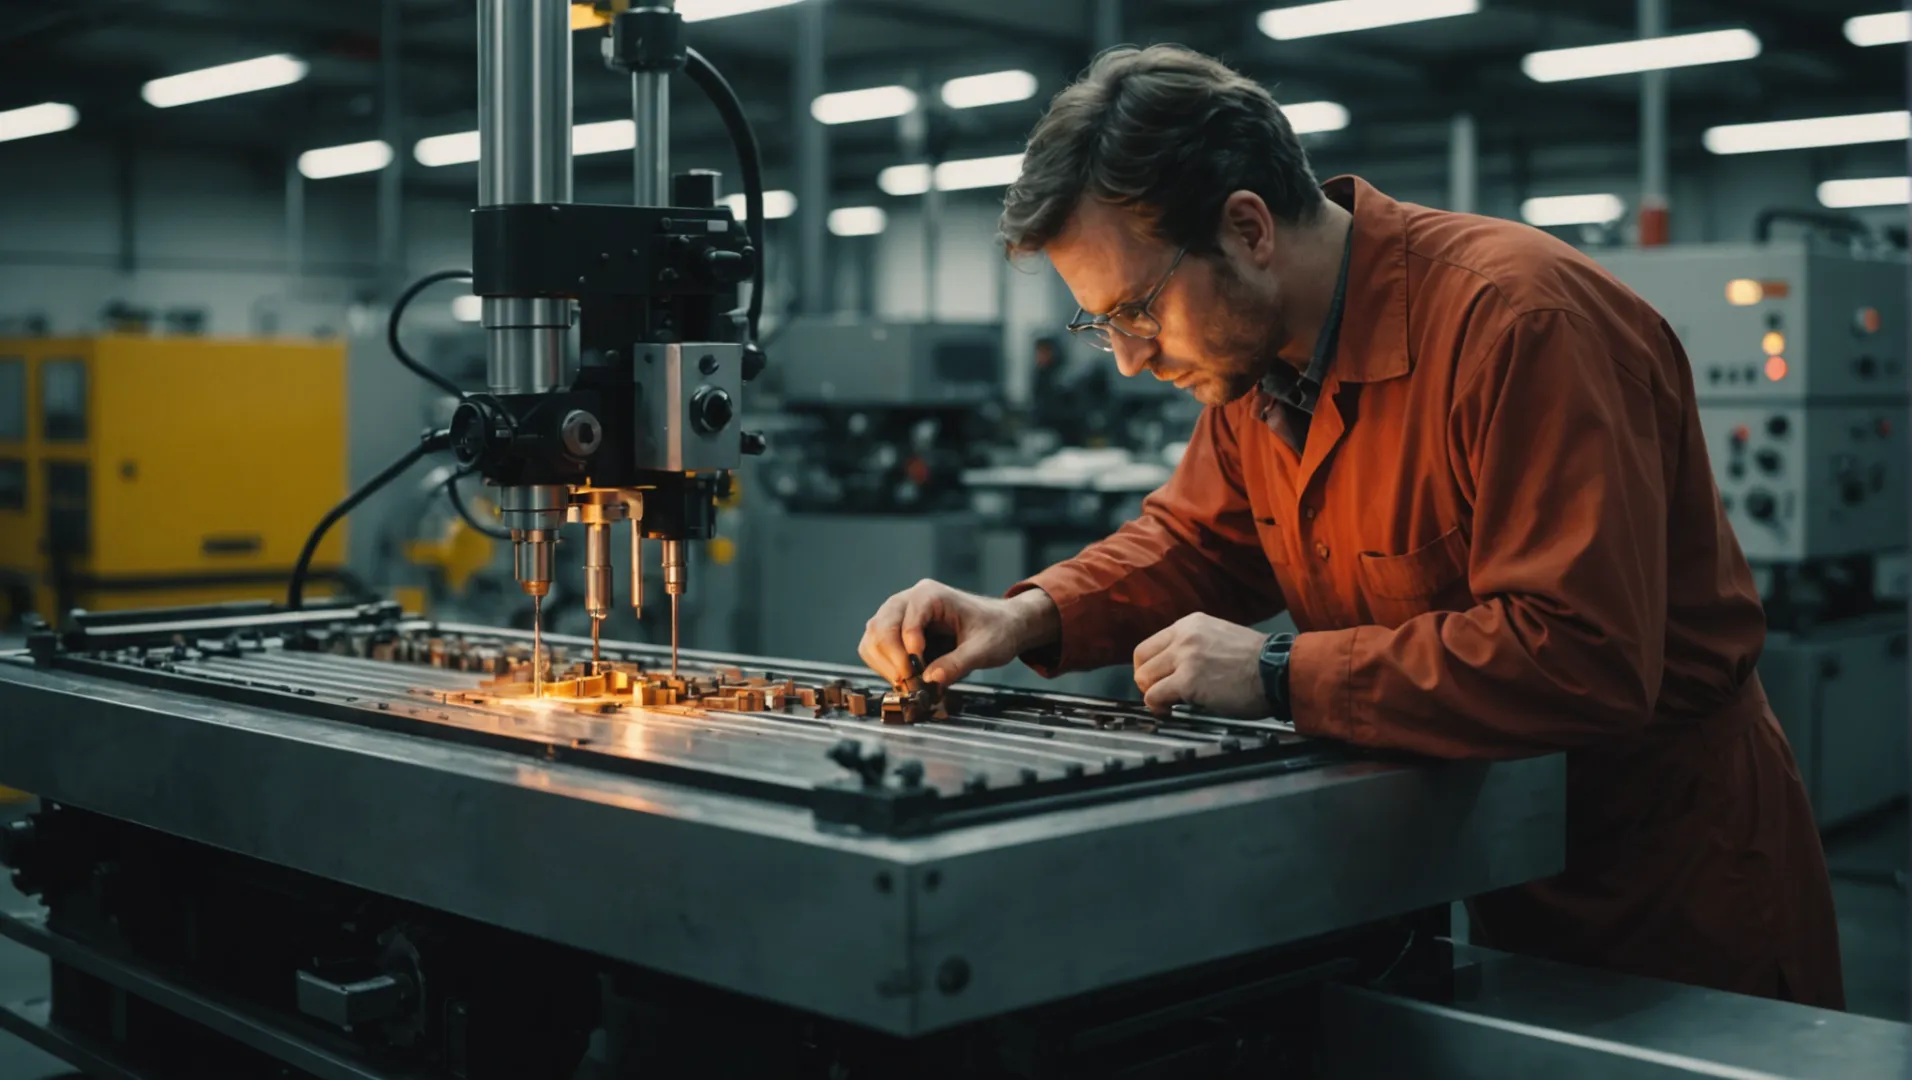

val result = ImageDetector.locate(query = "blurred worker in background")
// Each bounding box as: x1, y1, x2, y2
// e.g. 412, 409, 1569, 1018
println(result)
858, 44, 1843, 1008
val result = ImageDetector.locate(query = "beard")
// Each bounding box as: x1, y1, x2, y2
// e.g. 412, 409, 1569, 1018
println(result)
1192, 257, 1285, 407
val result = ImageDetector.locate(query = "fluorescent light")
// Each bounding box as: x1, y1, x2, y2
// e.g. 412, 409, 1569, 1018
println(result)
828, 206, 887, 236
1522, 29, 1760, 83
574, 118, 636, 156
1703, 110, 1910, 154
451, 295, 483, 323
720, 189, 797, 220
298, 140, 393, 180
812, 86, 917, 125
415, 130, 479, 167
412, 120, 633, 165
879, 163, 932, 196
1283, 100, 1350, 135
941, 70, 1038, 109
935, 153, 1024, 191
142, 54, 308, 108
878, 154, 1025, 196
1520, 193, 1625, 227
1846, 11, 1911, 47
680, 0, 805, 21
0, 102, 78, 144
1818, 176, 1911, 208
1258, 0, 1478, 40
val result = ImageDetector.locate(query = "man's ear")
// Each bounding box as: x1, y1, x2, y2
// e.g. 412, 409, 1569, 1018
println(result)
1220, 191, 1276, 268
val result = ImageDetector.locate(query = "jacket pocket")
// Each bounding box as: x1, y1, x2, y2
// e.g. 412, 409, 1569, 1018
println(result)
1357, 527, 1470, 626
1253, 516, 1290, 567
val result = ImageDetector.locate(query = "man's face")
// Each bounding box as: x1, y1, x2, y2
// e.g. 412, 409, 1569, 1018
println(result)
1047, 198, 1284, 407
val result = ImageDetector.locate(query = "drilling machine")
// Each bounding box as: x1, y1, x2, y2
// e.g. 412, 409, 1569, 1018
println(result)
450, 0, 768, 684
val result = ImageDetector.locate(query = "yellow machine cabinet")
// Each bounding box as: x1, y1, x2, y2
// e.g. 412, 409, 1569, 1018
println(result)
0, 336, 349, 624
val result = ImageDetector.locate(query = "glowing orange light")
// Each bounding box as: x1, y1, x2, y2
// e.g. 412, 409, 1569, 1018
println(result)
1761, 331, 1785, 355
1858, 307, 1882, 335
1764, 355, 1788, 382
1726, 279, 1762, 306
1731, 424, 1750, 444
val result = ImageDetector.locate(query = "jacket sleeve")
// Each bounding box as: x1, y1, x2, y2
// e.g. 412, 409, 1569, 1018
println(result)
1008, 401, 1286, 675
1290, 308, 1671, 758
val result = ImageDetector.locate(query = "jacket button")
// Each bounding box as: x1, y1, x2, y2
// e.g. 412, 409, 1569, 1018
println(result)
1302, 506, 1318, 521
1314, 541, 1330, 560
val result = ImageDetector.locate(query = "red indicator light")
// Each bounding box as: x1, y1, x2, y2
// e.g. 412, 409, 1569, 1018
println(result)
1764, 355, 1788, 382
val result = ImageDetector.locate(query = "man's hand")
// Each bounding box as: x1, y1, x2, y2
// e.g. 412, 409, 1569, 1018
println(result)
858, 581, 1060, 687
1132, 613, 1271, 717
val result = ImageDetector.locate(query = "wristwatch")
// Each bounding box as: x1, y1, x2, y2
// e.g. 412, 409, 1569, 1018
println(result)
1258, 632, 1296, 722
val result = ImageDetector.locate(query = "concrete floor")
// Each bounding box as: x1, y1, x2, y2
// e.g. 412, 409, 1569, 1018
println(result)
0, 810, 1899, 1077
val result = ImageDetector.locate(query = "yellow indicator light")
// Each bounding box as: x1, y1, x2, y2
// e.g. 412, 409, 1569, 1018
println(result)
1762, 331, 1786, 355
1726, 278, 1763, 306
1765, 355, 1789, 382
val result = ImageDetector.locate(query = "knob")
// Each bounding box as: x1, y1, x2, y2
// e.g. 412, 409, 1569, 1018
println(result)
560, 409, 603, 459
701, 248, 749, 284
1754, 448, 1781, 475
1843, 481, 1866, 506
1857, 355, 1879, 379
1745, 489, 1777, 521
740, 430, 768, 455
1766, 415, 1789, 437
690, 386, 734, 434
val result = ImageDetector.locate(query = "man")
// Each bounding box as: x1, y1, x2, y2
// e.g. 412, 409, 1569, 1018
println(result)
858, 44, 1845, 1007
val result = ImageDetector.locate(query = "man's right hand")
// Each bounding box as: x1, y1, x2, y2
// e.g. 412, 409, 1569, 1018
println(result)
858, 581, 1060, 687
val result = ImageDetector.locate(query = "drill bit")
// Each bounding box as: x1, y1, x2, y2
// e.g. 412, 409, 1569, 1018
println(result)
670, 594, 679, 677
532, 594, 544, 697
591, 617, 602, 670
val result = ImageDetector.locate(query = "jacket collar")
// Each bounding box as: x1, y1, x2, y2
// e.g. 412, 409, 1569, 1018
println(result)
1320, 175, 1411, 384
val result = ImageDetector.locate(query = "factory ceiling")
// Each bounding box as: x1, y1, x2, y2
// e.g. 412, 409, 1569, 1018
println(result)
0, 0, 1900, 199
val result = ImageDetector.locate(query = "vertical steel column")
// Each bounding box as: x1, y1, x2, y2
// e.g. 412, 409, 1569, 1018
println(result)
793, 0, 829, 313
378, 0, 404, 294
631, 2, 672, 208
1637, 0, 1669, 246
1094, 0, 1122, 50
284, 159, 305, 280
1448, 112, 1478, 214
478, 0, 574, 586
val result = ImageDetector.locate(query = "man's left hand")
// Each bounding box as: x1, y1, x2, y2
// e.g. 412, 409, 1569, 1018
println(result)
1132, 613, 1272, 718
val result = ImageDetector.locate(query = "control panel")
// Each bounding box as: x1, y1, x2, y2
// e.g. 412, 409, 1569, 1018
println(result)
1598, 243, 1907, 403
1702, 404, 1906, 561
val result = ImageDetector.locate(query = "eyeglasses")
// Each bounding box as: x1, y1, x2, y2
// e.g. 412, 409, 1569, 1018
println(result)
1066, 247, 1187, 352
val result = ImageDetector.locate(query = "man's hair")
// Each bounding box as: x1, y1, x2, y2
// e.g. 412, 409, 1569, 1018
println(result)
1000, 45, 1325, 257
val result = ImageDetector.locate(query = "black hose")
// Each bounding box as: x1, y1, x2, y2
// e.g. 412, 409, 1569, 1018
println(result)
287, 429, 450, 609
445, 468, 511, 541
390, 269, 473, 398
684, 47, 765, 344
1753, 208, 1871, 245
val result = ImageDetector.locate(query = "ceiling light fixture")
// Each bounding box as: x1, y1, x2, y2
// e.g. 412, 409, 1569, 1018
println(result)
1520, 193, 1626, 227
0, 102, 78, 144
1258, 0, 1478, 41
1703, 110, 1911, 154
941, 70, 1039, 109
142, 54, 309, 108
721, 190, 798, 219
1818, 176, 1911, 209
415, 130, 480, 167
1283, 100, 1350, 134
1521, 29, 1761, 82
679, 0, 806, 22
1845, 11, 1911, 47
298, 140, 393, 180
812, 86, 917, 125
829, 206, 887, 236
